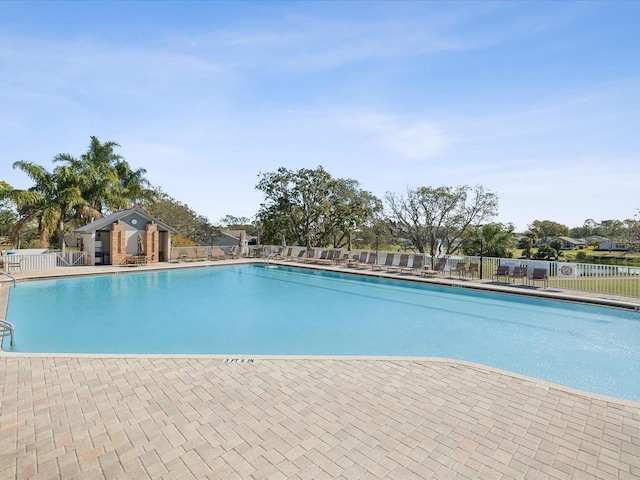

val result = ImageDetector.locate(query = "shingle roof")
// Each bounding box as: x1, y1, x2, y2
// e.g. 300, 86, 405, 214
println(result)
74, 207, 177, 234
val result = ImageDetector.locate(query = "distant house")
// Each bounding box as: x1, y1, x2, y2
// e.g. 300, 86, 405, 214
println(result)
583, 235, 629, 251
597, 240, 629, 252
556, 236, 587, 250
210, 230, 255, 254
585, 235, 608, 245
540, 236, 585, 250
74, 207, 177, 266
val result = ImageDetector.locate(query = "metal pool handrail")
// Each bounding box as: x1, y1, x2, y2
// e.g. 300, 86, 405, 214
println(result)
0, 270, 16, 287
264, 251, 279, 267
0, 319, 15, 347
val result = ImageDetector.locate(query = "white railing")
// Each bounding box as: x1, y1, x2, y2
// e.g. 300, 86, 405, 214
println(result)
3, 252, 57, 271
4, 245, 638, 301
1, 251, 88, 273
261, 246, 640, 301
56, 251, 88, 266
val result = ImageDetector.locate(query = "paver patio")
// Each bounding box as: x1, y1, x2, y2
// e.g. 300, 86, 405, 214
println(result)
1, 356, 638, 479
1, 261, 639, 478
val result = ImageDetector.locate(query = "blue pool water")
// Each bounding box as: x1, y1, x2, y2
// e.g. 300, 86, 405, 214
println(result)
4, 265, 640, 401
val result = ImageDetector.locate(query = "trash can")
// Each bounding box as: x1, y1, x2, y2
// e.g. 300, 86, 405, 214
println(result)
104, 253, 110, 265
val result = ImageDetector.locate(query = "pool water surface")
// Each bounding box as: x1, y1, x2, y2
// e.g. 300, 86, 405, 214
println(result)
4, 265, 640, 401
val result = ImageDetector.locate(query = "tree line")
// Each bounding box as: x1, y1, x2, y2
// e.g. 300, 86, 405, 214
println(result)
2, 138, 638, 259
255, 166, 509, 262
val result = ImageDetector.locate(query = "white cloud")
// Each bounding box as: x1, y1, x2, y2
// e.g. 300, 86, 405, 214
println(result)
340, 111, 450, 160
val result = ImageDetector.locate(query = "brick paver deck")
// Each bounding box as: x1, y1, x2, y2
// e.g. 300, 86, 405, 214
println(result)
1, 261, 639, 478
1, 356, 638, 479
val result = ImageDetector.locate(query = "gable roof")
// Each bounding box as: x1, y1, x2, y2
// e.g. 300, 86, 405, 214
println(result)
74, 207, 177, 234
557, 236, 586, 245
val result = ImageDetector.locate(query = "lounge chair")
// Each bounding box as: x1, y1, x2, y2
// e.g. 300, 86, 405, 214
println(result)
312, 249, 330, 264
314, 250, 340, 265
372, 253, 394, 271
356, 252, 377, 270
401, 254, 424, 275
327, 249, 342, 265
347, 251, 368, 268
511, 266, 527, 284
334, 251, 349, 265
228, 246, 241, 259
286, 250, 306, 262
493, 264, 510, 283
329, 250, 345, 265
299, 248, 316, 263
387, 254, 409, 274
209, 247, 226, 260
170, 250, 186, 262
422, 257, 447, 278
281, 247, 293, 260
529, 268, 549, 288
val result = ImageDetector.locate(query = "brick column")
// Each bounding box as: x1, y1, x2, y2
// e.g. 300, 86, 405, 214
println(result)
146, 223, 159, 263
111, 222, 127, 265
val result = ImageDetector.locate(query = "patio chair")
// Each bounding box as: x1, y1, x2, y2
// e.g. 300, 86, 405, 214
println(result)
454, 262, 467, 279
493, 264, 510, 283
372, 253, 394, 271
467, 263, 479, 279
511, 266, 527, 284
529, 268, 549, 288
6, 255, 23, 272
387, 254, 409, 274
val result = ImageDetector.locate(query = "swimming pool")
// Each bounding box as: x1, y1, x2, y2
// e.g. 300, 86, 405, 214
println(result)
4, 264, 640, 401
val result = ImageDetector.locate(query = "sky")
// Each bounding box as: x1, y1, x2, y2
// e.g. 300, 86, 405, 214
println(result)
1, 1, 638, 232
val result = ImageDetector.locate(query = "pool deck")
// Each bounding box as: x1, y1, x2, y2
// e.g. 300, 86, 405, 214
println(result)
1, 260, 639, 479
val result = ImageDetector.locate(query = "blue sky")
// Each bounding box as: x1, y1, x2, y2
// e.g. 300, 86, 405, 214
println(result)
1, 1, 638, 231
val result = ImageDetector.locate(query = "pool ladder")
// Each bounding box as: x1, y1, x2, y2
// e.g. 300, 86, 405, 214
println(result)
0, 320, 15, 347
264, 251, 279, 268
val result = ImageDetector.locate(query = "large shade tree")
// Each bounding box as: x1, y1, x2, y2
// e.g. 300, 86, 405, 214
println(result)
142, 188, 218, 245
255, 166, 381, 247
385, 185, 498, 264
526, 220, 569, 240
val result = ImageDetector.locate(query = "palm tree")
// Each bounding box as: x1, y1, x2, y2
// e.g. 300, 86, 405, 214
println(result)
54, 136, 154, 224
4, 161, 86, 252
463, 223, 515, 258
